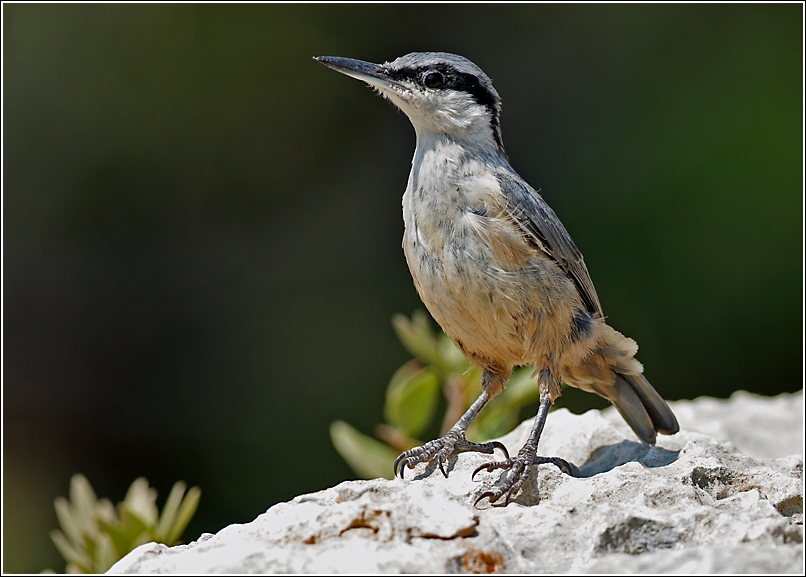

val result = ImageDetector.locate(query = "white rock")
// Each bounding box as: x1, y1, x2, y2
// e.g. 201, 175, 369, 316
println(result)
109, 391, 804, 574
602, 389, 803, 459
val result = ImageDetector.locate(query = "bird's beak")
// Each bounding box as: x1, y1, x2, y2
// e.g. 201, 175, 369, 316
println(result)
314, 56, 406, 93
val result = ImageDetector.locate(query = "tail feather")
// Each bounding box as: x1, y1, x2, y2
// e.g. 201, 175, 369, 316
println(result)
563, 324, 679, 445
620, 372, 679, 436
593, 374, 657, 444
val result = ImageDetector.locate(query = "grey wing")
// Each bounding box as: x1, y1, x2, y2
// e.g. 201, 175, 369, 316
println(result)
496, 170, 604, 318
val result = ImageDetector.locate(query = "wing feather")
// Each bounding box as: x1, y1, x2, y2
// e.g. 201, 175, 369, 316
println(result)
496, 170, 603, 318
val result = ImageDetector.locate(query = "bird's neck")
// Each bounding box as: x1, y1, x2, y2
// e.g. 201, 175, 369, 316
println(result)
414, 124, 503, 159
411, 130, 506, 190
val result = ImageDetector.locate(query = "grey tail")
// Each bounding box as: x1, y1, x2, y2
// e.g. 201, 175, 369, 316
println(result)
563, 324, 680, 445
610, 372, 679, 445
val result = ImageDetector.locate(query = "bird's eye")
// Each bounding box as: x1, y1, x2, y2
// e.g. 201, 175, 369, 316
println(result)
424, 72, 444, 88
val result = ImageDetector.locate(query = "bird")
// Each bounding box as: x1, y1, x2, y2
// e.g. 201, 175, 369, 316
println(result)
315, 52, 679, 506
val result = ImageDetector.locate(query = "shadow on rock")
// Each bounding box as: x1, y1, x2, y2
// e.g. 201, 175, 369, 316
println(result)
576, 441, 680, 478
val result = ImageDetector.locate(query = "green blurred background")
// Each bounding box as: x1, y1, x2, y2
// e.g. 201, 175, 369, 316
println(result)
3, 3, 801, 572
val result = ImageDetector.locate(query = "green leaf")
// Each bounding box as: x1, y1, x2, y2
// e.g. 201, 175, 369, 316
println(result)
50, 530, 92, 572
165, 486, 201, 545
115, 503, 152, 547
436, 333, 470, 372
384, 365, 440, 437
94, 533, 118, 573
95, 498, 117, 525
495, 367, 541, 409
155, 481, 186, 542
69, 475, 97, 518
96, 518, 131, 560
391, 312, 443, 367
68, 475, 99, 538
123, 478, 158, 526
472, 407, 519, 441
330, 420, 399, 480
53, 497, 84, 549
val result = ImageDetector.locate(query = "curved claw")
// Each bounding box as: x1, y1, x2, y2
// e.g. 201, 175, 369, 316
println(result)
474, 488, 514, 508
504, 485, 518, 506
489, 441, 510, 461
437, 454, 448, 478
557, 459, 573, 476
471, 464, 488, 482
393, 451, 420, 479
534, 456, 574, 476
474, 491, 497, 508
471, 459, 510, 481
394, 453, 411, 479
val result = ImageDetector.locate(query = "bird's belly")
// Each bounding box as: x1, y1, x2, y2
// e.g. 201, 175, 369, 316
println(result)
403, 215, 578, 368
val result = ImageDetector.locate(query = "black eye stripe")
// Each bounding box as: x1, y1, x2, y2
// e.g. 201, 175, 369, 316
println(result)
383, 64, 501, 146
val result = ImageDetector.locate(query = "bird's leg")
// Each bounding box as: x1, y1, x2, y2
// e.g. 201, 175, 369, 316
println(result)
472, 376, 573, 506
394, 389, 509, 479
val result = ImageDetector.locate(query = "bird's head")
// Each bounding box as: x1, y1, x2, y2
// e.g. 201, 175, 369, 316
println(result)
315, 52, 505, 155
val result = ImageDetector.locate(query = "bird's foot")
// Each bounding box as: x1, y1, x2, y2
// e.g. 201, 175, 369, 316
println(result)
394, 428, 509, 479
471, 447, 572, 507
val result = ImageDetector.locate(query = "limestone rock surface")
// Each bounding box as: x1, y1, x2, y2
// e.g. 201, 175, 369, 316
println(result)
109, 390, 803, 574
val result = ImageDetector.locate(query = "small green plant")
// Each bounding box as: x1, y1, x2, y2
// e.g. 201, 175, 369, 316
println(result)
331, 310, 544, 479
48, 474, 201, 573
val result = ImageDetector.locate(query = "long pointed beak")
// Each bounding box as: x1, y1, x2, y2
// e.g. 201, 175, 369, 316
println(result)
314, 56, 405, 92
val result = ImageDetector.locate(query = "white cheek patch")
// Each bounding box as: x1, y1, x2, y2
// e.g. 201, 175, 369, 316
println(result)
430, 92, 488, 132
379, 87, 490, 138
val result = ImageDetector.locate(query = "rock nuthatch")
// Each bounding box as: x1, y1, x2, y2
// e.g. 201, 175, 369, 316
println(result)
315, 52, 679, 506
